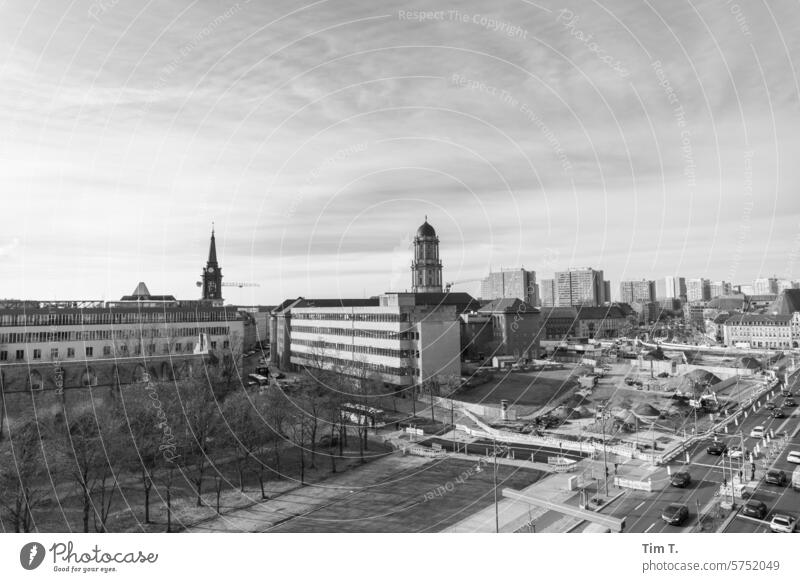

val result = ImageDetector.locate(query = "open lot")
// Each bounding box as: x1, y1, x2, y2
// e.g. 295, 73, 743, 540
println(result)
266, 457, 546, 533
456, 367, 578, 411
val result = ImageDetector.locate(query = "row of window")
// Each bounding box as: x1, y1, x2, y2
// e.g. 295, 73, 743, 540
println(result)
0, 310, 238, 327
293, 312, 409, 323
0, 340, 231, 362
291, 325, 419, 340
0, 326, 230, 344
290, 351, 419, 377
292, 338, 419, 360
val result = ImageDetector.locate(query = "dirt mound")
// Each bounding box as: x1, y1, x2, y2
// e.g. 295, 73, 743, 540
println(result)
634, 403, 661, 417
550, 406, 575, 420
684, 369, 721, 385
736, 356, 761, 370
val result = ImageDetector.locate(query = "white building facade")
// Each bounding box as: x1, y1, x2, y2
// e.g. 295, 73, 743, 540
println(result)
289, 292, 461, 387
723, 312, 800, 349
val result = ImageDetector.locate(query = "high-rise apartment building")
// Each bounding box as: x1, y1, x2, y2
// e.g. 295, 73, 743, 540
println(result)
540, 279, 556, 307
656, 276, 687, 301
709, 281, 732, 298
555, 268, 605, 307
619, 280, 656, 304
686, 278, 711, 302
753, 277, 778, 295
480, 268, 538, 306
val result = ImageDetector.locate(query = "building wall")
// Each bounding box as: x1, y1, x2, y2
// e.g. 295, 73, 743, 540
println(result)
555, 268, 603, 306
723, 313, 799, 349
0, 307, 243, 391
494, 311, 541, 360
286, 296, 461, 386
480, 269, 538, 305
540, 279, 556, 307
577, 316, 626, 339
620, 280, 656, 304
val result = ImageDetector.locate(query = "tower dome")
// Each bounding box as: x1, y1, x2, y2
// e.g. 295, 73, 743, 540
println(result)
416, 220, 436, 238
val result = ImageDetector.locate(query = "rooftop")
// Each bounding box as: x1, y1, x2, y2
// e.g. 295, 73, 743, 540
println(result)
769, 288, 800, 315
478, 297, 539, 314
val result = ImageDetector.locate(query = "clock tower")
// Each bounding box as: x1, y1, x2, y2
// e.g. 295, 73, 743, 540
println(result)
201, 226, 223, 306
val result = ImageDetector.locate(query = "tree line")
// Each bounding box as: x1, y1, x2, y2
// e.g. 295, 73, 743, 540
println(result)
0, 360, 394, 533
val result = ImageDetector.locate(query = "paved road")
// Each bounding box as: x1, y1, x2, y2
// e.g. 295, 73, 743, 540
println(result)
602, 373, 800, 533
723, 372, 800, 533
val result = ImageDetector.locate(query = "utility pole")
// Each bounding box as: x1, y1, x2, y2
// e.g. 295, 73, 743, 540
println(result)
451, 398, 455, 452
493, 437, 499, 533
601, 409, 609, 497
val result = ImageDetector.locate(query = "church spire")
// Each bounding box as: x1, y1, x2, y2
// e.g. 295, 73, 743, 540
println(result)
201, 225, 223, 304
208, 224, 218, 265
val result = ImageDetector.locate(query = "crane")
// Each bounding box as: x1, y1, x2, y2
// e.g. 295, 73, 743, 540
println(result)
444, 278, 483, 292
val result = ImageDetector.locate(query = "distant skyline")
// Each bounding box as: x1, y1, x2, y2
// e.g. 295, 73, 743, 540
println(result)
2, 0, 799, 304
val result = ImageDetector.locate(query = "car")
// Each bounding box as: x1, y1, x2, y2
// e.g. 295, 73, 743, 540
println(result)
750, 426, 766, 439
772, 408, 786, 419
661, 503, 689, 526
765, 469, 788, 486
741, 500, 768, 520
766, 401, 777, 410
787, 451, 800, 464
784, 397, 796, 407
707, 442, 727, 456
769, 514, 797, 533
727, 446, 748, 459
781, 388, 792, 397
273, 372, 286, 380
670, 471, 691, 488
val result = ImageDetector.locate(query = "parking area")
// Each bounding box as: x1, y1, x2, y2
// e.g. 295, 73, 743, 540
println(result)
266, 458, 546, 533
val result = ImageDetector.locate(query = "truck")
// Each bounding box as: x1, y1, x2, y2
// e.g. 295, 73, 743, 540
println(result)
793, 467, 800, 491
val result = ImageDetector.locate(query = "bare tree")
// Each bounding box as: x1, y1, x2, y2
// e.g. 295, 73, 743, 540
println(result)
168, 380, 221, 507
56, 410, 122, 533
0, 419, 51, 532
113, 384, 167, 524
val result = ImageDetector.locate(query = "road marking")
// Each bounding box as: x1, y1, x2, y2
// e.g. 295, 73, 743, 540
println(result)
634, 501, 646, 511
644, 522, 656, 533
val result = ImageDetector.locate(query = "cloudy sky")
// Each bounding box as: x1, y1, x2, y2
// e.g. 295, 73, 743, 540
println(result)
1, 0, 799, 303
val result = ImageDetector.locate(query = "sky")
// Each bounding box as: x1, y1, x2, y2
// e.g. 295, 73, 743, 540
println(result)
1, 0, 799, 304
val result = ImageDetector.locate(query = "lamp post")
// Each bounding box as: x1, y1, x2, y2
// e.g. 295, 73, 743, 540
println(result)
599, 407, 609, 497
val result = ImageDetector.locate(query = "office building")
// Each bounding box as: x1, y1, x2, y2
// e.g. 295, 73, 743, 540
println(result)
287, 293, 461, 387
